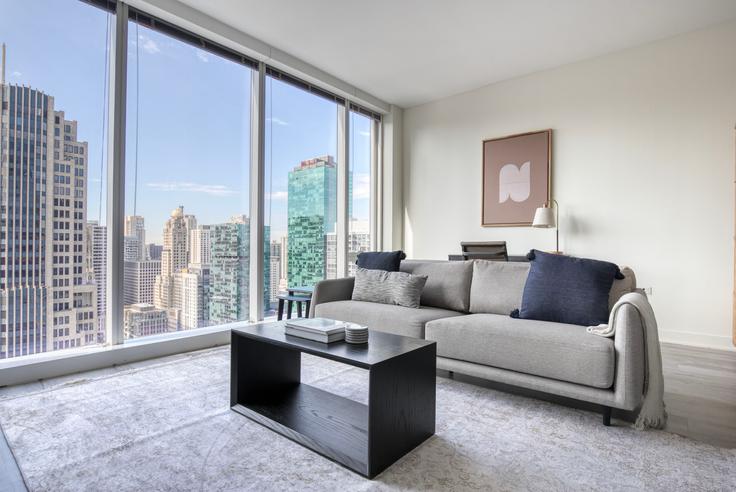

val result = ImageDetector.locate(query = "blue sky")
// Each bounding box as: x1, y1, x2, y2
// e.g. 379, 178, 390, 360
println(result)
1, 0, 372, 243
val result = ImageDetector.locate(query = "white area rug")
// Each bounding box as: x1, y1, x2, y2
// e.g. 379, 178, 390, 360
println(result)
0, 346, 734, 491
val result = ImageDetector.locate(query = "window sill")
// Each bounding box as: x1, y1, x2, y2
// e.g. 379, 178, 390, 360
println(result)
0, 323, 241, 387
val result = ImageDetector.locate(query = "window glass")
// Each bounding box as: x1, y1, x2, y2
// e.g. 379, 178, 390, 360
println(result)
123, 18, 252, 339
264, 77, 338, 316
0, 0, 113, 359
348, 111, 373, 275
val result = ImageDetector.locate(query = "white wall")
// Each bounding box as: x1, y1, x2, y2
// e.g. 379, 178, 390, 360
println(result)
403, 20, 736, 349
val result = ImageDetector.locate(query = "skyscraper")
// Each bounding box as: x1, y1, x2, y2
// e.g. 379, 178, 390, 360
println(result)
183, 213, 197, 263
269, 239, 282, 305
348, 219, 370, 277
0, 84, 50, 358
189, 225, 211, 266
49, 112, 97, 351
124, 303, 168, 339
209, 216, 249, 324
146, 243, 163, 261
287, 155, 337, 287
124, 260, 161, 305
154, 206, 189, 312
171, 268, 208, 330
0, 81, 98, 359
124, 235, 141, 262
124, 215, 146, 261
85, 221, 107, 342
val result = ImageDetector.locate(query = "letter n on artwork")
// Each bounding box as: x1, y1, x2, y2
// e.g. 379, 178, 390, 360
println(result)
482, 129, 551, 226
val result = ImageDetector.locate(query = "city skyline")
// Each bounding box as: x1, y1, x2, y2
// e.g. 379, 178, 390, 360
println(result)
0, 0, 374, 360
0, 1, 373, 245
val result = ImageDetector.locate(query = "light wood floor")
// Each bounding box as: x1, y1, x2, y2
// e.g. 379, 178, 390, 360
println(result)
661, 342, 736, 448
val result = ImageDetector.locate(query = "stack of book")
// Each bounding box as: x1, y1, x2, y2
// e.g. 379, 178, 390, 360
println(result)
284, 318, 346, 344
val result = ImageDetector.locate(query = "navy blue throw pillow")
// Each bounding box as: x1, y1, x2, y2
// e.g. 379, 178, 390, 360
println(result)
356, 251, 406, 272
511, 249, 624, 326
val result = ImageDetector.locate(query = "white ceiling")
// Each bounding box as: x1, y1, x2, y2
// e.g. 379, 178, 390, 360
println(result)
178, 0, 736, 108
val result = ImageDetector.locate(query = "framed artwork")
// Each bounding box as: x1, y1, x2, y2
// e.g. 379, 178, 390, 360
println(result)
482, 129, 551, 227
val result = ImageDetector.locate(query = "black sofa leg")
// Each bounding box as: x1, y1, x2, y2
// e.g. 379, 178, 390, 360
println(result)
602, 406, 612, 426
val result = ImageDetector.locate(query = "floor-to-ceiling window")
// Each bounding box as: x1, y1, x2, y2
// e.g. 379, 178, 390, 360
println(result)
263, 74, 339, 316
0, 0, 382, 362
0, 0, 113, 359
348, 110, 374, 275
123, 12, 253, 339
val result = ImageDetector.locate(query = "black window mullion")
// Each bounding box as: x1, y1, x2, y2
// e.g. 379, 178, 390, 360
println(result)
126, 6, 259, 70
265, 66, 346, 107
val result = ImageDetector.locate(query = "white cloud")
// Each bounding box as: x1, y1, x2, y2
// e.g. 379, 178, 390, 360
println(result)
266, 117, 289, 126
267, 191, 288, 200
196, 51, 209, 63
359, 130, 371, 137
10, 71, 22, 79
145, 181, 236, 196
352, 173, 370, 199
138, 34, 161, 55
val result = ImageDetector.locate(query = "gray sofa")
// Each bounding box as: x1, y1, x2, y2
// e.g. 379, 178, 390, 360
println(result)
310, 259, 646, 425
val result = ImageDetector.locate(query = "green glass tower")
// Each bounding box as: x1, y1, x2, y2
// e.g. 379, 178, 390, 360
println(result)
287, 156, 337, 287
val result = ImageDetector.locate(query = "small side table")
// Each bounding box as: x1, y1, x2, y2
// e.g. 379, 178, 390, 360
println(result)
277, 294, 312, 320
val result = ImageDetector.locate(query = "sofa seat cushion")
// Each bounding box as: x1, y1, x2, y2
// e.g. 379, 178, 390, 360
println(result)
425, 314, 615, 388
314, 300, 463, 339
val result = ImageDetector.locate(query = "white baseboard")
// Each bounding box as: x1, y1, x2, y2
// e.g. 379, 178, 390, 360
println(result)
659, 330, 735, 351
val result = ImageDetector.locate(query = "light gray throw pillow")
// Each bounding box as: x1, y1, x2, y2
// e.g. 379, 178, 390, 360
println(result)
351, 267, 428, 308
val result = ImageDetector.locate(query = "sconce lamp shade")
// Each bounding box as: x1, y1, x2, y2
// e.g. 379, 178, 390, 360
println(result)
532, 206, 556, 228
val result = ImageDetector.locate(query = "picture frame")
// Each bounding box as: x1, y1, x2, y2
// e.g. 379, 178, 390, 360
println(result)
481, 129, 552, 227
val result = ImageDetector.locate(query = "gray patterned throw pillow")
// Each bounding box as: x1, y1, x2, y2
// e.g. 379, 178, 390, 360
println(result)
351, 267, 428, 308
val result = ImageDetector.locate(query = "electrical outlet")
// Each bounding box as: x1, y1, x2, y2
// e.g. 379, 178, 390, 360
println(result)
643, 287, 653, 296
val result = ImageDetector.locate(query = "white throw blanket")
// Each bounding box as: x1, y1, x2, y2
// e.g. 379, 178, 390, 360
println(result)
587, 291, 667, 430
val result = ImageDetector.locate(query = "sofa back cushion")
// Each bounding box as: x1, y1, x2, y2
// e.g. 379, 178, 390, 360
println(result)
469, 260, 530, 315
400, 260, 473, 312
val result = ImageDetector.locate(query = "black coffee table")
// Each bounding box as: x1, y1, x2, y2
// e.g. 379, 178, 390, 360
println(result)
230, 322, 436, 478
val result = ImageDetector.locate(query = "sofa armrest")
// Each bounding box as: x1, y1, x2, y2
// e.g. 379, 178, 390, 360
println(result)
611, 299, 647, 411
309, 277, 355, 317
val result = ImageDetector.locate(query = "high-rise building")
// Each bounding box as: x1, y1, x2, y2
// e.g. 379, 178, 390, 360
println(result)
325, 233, 337, 280
124, 260, 161, 305
189, 225, 211, 266
154, 206, 189, 313
209, 216, 249, 324
171, 268, 208, 330
279, 236, 288, 289
124, 303, 168, 339
0, 84, 51, 358
269, 239, 282, 305
85, 221, 107, 341
124, 235, 141, 262
0, 81, 99, 359
325, 220, 369, 279
49, 111, 98, 351
183, 213, 197, 263
124, 215, 146, 261
146, 243, 163, 261
287, 156, 337, 287
348, 219, 371, 277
